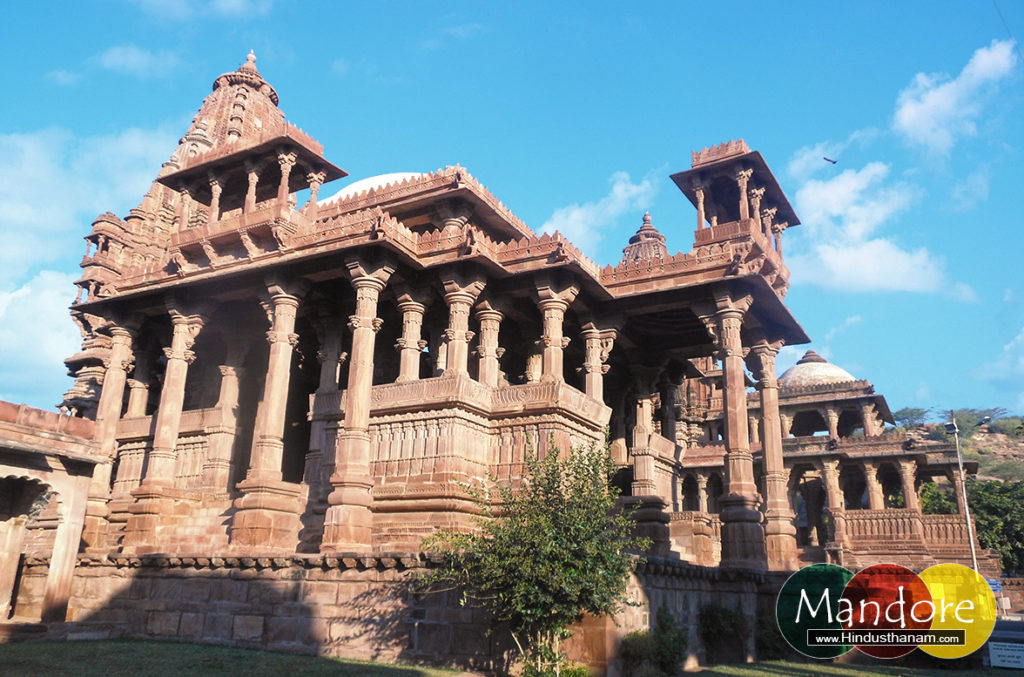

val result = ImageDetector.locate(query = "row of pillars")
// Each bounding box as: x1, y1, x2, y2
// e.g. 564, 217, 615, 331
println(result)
84, 259, 621, 553
176, 150, 328, 230
691, 169, 789, 253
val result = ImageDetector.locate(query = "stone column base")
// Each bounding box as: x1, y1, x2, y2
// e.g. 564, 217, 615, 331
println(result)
321, 504, 373, 553
621, 496, 671, 557
764, 515, 798, 572
230, 478, 303, 551
121, 484, 174, 554
719, 495, 767, 569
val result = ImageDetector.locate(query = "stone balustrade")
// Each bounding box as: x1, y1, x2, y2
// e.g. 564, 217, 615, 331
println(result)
843, 508, 921, 541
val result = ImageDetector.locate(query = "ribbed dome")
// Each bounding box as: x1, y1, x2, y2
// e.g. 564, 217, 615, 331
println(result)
778, 350, 856, 388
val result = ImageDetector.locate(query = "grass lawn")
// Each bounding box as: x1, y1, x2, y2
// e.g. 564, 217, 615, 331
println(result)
698, 659, 1018, 676
0, 639, 461, 677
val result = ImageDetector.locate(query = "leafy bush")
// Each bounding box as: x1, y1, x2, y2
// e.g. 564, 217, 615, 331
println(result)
754, 615, 793, 661
989, 416, 1023, 437
698, 603, 748, 664
418, 441, 650, 675
617, 606, 688, 677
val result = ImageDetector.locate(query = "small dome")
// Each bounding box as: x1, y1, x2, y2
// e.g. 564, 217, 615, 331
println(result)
778, 350, 856, 388
319, 172, 423, 205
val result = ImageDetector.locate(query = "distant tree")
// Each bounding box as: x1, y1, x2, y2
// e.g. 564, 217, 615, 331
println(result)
919, 482, 957, 515
989, 416, 1023, 437
893, 407, 930, 429
969, 479, 1024, 576
418, 442, 649, 676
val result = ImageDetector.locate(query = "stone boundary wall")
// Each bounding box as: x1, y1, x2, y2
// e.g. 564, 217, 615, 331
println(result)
8, 553, 767, 673
1003, 577, 1024, 613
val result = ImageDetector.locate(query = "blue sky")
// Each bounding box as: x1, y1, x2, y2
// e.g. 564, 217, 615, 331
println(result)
1, 1, 1021, 418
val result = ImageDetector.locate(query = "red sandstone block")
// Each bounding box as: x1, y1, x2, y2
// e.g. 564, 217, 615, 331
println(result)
302, 580, 338, 606
232, 615, 264, 642
180, 612, 204, 639
203, 613, 234, 640
146, 611, 181, 636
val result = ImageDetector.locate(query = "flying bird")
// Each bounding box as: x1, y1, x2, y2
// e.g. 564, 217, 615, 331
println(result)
823, 157, 838, 164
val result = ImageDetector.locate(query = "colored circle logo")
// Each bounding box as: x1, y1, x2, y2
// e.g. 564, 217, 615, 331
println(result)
775, 562, 996, 660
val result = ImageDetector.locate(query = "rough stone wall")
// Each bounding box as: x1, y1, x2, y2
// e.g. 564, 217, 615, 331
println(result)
9, 554, 766, 673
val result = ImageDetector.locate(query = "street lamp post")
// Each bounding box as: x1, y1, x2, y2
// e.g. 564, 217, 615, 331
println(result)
944, 411, 990, 574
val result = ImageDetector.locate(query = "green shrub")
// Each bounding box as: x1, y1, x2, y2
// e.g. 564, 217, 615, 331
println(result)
617, 606, 688, 676
754, 615, 792, 660
698, 603, 748, 664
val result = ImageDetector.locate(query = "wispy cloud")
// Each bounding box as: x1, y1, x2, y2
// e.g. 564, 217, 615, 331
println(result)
787, 128, 877, 182
893, 39, 1018, 154
787, 159, 973, 297
977, 326, 1024, 412
420, 21, 487, 50
45, 69, 82, 86
951, 166, 991, 210
93, 45, 180, 77
539, 170, 658, 258
0, 125, 178, 287
824, 314, 863, 343
0, 270, 81, 408
129, 0, 273, 19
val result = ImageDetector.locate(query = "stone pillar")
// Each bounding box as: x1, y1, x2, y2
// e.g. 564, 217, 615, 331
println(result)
441, 274, 485, 377
123, 303, 206, 551
735, 168, 753, 221
949, 469, 967, 515
202, 363, 243, 493
773, 221, 788, 254
580, 323, 615, 402
0, 515, 28, 619
208, 174, 222, 223
623, 367, 671, 555
860, 402, 881, 437
276, 151, 297, 205
761, 207, 777, 238
244, 164, 259, 213
748, 415, 760, 444
140, 305, 206, 489
475, 303, 504, 387
125, 378, 149, 418
820, 459, 846, 548
780, 413, 793, 438
693, 179, 706, 230
535, 277, 579, 383
863, 462, 884, 510
82, 324, 136, 551
177, 186, 192, 231
42, 474, 89, 621
232, 278, 309, 550
394, 291, 428, 383
899, 459, 920, 512
825, 407, 839, 438
749, 187, 765, 231
697, 475, 709, 513
303, 171, 326, 219
322, 257, 395, 552
697, 287, 766, 568
751, 340, 797, 570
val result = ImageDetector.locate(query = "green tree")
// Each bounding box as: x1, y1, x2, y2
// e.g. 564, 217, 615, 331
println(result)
418, 442, 649, 676
919, 482, 957, 515
968, 478, 1024, 576
893, 407, 930, 429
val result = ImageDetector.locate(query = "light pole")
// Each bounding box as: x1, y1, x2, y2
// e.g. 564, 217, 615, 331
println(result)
944, 412, 990, 574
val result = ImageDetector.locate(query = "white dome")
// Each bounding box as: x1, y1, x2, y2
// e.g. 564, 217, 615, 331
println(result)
319, 172, 422, 205
778, 350, 856, 388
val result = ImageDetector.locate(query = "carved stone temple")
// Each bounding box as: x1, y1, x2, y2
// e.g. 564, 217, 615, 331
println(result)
0, 54, 999, 665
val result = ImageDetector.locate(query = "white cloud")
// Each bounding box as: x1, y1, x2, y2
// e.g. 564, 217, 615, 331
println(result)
787, 128, 877, 182
824, 315, 863, 342
951, 166, 990, 210
94, 45, 180, 77
0, 270, 81, 409
787, 160, 972, 297
977, 327, 1024, 412
893, 39, 1018, 154
331, 58, 350, 76
46, 69, 81, 86
539, 171, 658, 258
0, 125, 178, 287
